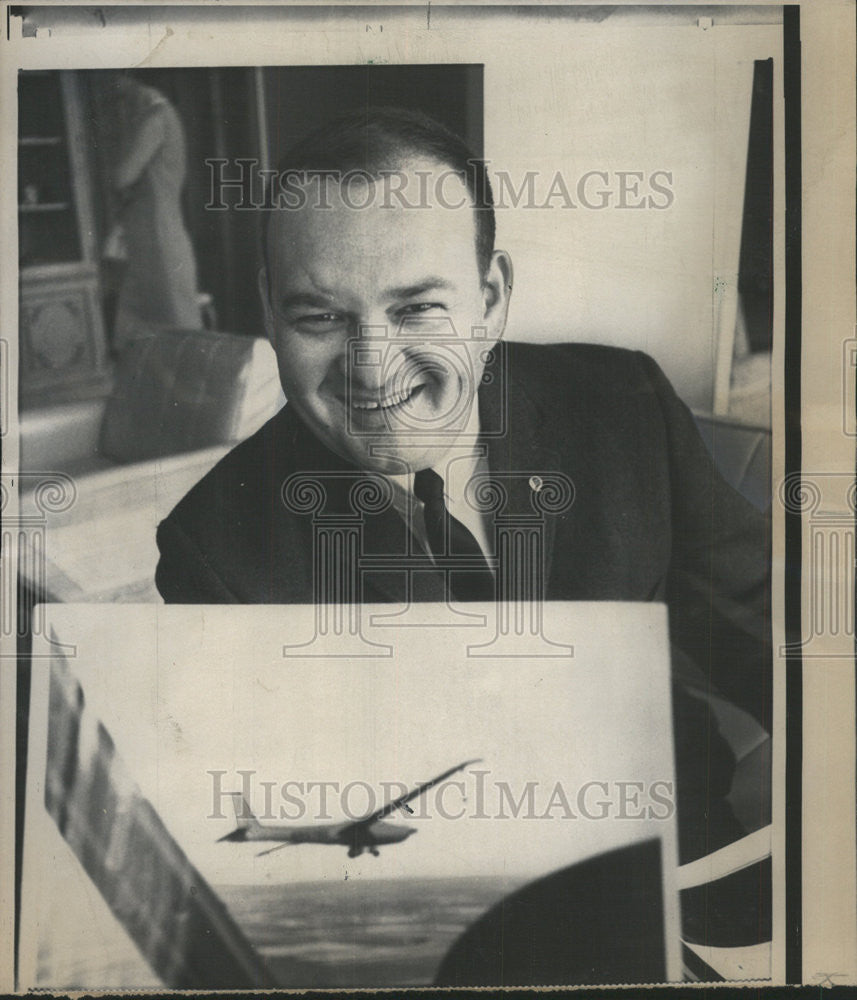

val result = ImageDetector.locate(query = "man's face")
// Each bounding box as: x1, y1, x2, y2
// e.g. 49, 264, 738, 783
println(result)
261, 156, 512, 474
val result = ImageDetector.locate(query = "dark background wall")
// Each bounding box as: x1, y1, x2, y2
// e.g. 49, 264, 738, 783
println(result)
262, 64, 483, 169
79, 65, 483, 343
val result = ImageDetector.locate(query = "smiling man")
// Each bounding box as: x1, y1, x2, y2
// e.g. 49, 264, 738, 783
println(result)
158, 108, 523, 607
156, 108, 771, 875
258, 149, 511, 478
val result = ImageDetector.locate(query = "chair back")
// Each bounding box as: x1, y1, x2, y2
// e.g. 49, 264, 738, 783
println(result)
99, 329, 283, 464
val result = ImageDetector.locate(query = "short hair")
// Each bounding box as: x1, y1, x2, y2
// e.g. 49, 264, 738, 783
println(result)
261, 106, 496, 281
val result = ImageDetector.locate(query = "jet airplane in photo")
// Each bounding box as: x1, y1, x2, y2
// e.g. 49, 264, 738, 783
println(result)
217, 759, 480, 858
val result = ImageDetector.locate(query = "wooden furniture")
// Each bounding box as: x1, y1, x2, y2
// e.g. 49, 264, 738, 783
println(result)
18, 70, 111, 409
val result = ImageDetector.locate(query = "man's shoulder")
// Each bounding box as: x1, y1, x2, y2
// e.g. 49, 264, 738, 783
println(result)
503, 340, 647, 381
502, 340, 657, 401
166, 405, 298, 522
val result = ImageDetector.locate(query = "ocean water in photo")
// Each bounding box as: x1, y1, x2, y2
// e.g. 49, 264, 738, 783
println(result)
218, 875, 521, 987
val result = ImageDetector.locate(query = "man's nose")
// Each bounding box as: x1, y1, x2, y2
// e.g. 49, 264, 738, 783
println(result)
343, 320, 414, 394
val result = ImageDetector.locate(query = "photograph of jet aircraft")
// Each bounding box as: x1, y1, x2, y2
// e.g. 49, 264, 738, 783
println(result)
218, 760, 481, 858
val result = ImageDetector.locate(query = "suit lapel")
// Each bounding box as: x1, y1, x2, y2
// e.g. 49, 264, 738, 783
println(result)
359, 502, 447, 604
288, 417, 446, 604
480, 342, 563, 590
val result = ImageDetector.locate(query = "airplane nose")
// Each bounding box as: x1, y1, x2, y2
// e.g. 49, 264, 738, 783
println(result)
217, 828, 246, 842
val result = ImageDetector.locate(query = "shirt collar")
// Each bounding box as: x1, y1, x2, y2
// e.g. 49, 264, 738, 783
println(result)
385, 398, 484, 501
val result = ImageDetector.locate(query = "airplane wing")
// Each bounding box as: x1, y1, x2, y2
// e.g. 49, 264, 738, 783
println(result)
350, 759, 481, 828
255, 841, 296, 858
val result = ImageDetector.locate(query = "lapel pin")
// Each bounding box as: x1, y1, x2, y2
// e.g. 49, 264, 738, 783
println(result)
529, 476, 543, 493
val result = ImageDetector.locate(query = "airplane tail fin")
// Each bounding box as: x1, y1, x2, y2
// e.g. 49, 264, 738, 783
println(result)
217, 793, 263, 842
232, 794, 262, 831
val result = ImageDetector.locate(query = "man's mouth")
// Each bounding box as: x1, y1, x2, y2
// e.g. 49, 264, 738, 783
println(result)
350, 384, 424, 412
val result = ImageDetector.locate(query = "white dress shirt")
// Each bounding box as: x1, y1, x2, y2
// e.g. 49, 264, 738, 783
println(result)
384, 406, 493, 562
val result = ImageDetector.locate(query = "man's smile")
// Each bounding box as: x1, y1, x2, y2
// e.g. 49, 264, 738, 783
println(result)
349, 383, 424, 412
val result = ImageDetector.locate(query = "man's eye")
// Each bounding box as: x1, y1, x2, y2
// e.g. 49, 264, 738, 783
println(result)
399, 302, 446, 315
291, 312, 344, 329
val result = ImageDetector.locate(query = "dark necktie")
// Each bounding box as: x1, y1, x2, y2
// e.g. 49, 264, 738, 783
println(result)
414, 467, 495, 603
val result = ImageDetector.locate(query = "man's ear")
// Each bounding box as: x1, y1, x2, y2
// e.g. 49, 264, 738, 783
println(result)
482, 250, 513, 339
258, 266, 275, 344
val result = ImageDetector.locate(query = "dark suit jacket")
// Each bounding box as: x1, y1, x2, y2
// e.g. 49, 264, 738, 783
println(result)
157, 342, 771, 862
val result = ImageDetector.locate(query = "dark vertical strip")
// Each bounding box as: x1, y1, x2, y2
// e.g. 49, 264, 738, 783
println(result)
14, 582, 34, 991
738, 58, 774, 353
208, 69, 238, 333
465, 65, 484, 161
783, 4, 802, 984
